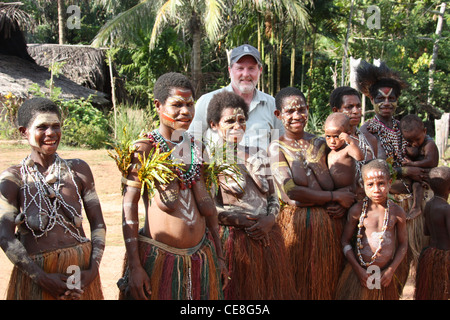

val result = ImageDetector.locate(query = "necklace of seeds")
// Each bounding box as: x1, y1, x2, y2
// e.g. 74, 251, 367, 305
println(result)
19, 154, 88, 242
148, 129, 202, 189
356, 197, 390, 267
367, 116, 406, 167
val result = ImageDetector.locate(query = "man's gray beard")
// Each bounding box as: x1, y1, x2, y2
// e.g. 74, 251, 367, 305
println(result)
236, 82, 256, 94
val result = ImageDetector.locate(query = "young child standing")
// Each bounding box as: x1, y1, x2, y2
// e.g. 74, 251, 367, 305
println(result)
324, 112, 364, 193
207, 90, 296, 299
336, 159, 408, 300
415, 166, 450, 300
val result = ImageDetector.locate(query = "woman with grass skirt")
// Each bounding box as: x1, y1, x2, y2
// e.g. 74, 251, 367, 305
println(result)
207, 90, 296, 300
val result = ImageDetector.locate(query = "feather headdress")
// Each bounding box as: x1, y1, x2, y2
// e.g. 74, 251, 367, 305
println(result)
356, 60, 408, 98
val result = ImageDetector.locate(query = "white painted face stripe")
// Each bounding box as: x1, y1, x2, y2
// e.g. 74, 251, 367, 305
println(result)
365, 170, 386, 179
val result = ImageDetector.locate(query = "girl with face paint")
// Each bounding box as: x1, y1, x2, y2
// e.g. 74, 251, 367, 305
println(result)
337, 159, 408, 300
207, 90, 296, 299
118, 73, 228, 300
0, 98, 106, 300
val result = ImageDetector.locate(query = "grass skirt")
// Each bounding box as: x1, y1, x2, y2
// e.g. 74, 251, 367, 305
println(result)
6, 241, 103, 300
414, 247, 450, 300
118, 232, 223, 300
335, 263, 400, 300
221, 224, 297, 299
394, 193, 430, 270
277, 205, 343, 299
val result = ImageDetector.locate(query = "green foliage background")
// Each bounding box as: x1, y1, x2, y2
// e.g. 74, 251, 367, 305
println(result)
2, 0, 448, 148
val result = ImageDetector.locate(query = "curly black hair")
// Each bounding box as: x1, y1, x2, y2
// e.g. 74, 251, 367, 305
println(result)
206, 90, 248, 128
17, 97, 61, 128
429, 166, 450, 195
329, 86, 360, 110
153, 72, 195, 104
400, 114, 424, 133
274, 87, 306, 111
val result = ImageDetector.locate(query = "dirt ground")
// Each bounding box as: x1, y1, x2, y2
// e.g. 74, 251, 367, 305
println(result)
0, 141, 415, 300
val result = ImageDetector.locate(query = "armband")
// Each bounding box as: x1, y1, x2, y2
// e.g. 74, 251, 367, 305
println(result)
121, 176, 142, 189
343, 244, 352, 256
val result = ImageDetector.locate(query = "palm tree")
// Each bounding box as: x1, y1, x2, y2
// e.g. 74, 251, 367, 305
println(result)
92, 0, 226, 95
236, 0, 311, 94
33, 0, 66, 44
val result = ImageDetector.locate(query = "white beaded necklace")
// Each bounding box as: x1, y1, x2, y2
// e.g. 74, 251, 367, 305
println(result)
356, 197, 390, 267
19, 154, 88, 242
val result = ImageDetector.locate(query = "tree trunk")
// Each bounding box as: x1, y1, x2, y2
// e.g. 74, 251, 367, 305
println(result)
341, 0, 354, 86
190, 12, 202, 96
307, 26, 316, 106
276, 35, 283, 93
428, 2, 446, 105
290, 24, 296, 87
257, 13, 263, 90
108, 48, 117, 139
301, 37, 306, 92
57, 0, 65, 44
269, 14, 275, 96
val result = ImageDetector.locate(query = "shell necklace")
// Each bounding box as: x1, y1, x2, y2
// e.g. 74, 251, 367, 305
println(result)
356, 197, 390, 267
18, 154, 88, 242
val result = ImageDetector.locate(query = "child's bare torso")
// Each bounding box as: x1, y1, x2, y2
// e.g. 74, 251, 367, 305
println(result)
328, 147, 356, 190
359, 206, 397, 269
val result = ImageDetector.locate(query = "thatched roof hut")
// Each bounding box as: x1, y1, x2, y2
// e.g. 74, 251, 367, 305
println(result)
0, 2, 113, 107
0, 53, 110, 106
28, 44, 108, 91
27, 43, 127, 104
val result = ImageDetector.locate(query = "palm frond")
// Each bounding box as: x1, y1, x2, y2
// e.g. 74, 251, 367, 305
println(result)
204, 142, 244, 198
204, 0, 225, 41
137, 145, 183, 197
149, 0, 181, 49
0, 2, 33, 37
107, 127, 138, 176
91, 1, 154, 47
280, 0, 311, 29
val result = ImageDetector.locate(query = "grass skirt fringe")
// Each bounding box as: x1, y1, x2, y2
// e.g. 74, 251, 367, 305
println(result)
394, 194, 430, 271
335, 263, 400, 300
277, 205, 343, 299
414, 247, 450, 300
118, 232, 223, 300
220, 224, 297, 299
6, 242, 103, 300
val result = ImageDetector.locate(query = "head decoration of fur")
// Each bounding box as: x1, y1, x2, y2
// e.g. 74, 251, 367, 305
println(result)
355, 61, 408, 98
